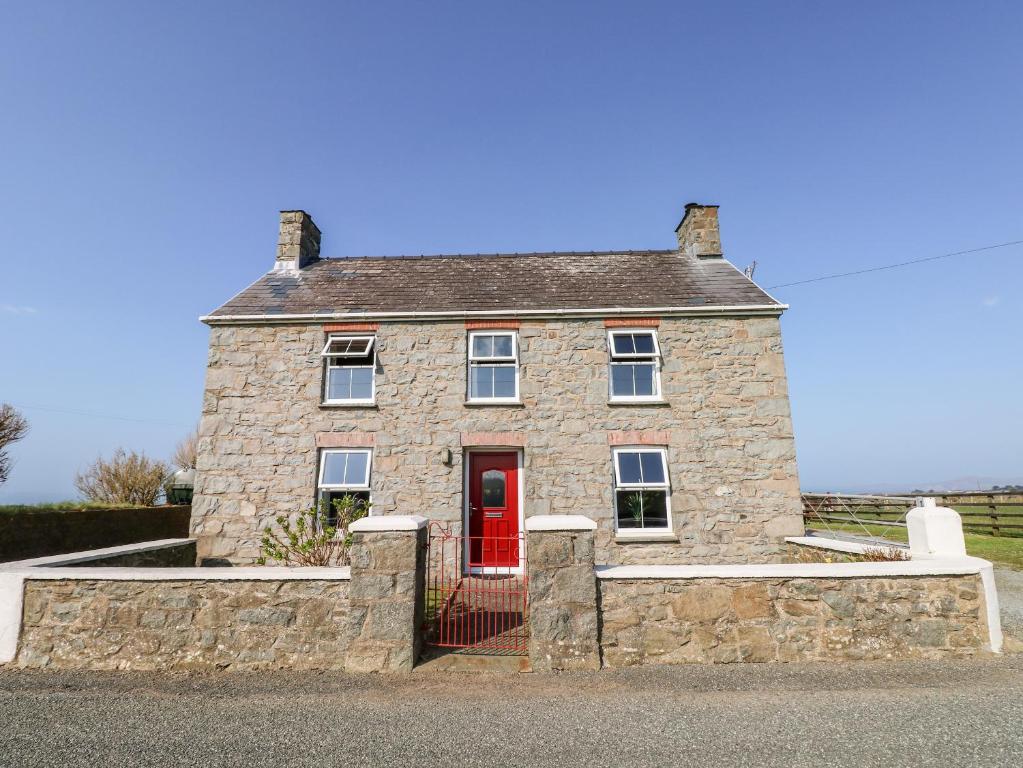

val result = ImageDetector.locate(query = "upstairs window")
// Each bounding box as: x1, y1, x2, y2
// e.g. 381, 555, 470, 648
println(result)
608, 330, 661, 401
467, 331, 519, 402
612, 447, 671, 534
322, 334, 375, 404
318, 448, 372, 527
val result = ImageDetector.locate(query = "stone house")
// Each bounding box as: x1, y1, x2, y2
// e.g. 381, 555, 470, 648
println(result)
191, 203, 803, 567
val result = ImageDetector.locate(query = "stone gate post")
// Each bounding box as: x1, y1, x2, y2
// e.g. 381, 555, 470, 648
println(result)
346, 515, 427, 673
525, 515, 600, 671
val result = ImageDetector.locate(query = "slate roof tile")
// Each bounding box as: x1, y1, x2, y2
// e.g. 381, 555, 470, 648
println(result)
206, 250, 779, 319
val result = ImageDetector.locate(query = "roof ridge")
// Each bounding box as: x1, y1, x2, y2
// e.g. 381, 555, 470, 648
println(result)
314, 249, 679, 263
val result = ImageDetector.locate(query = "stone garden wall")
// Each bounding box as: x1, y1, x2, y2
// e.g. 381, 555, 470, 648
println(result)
14, 578, 350, 671
193, 316, 802, 566
526, 520, 600, 671
2, 520, 998, 672
597, 574, 990, 666
4, 519, 425, 673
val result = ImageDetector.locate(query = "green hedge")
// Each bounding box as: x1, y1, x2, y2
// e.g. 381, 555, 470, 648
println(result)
0, 505, 191, 562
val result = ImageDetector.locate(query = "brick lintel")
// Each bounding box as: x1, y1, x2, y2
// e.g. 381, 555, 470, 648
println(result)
460, 431, 526, 447
323, 322, 380, 333
316, 432, 376, 448
607, 430, 671, 446
604, 317, 660, 328
464, 319, 521, 330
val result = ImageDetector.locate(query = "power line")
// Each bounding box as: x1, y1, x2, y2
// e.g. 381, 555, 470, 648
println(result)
768, 239, 1023, 289
9, 402, 192, 428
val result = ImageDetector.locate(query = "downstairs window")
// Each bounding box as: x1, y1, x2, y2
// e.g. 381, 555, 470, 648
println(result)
317, 448, 372, 527
612, 447, 671, 534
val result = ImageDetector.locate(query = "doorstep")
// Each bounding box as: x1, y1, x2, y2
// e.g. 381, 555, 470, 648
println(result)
414, 650, 532, 674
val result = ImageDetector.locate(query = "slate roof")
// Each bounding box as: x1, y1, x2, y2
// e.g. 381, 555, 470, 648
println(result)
205, 250, 781, 320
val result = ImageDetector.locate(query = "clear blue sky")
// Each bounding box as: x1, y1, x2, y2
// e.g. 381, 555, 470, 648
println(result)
1, 1, 1021, 503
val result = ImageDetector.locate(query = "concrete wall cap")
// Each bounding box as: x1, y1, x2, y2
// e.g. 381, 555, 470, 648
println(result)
785, 535, 907, 556
349, 515, 428, 532
525, 515, 597, 532
594, 559, 986, 580
0, 539, 195, 570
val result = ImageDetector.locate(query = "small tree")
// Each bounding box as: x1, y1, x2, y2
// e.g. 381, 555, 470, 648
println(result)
0, 404, 29, 487
172, 427, 199, 471
258, 495, 370, 566
75, 448, 170, 506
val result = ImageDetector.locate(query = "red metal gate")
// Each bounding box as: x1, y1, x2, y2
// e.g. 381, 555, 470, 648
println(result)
422, 522, 528, 655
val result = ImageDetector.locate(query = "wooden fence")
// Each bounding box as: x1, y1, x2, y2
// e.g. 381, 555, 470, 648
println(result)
802, 492, 1023, 537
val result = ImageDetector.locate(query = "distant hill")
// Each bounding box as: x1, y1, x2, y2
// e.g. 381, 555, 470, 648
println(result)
866, 477, 1023, 494
808, 477, 1023, 495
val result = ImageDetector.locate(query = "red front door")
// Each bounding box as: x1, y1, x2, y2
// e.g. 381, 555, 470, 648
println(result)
467, 451, 520, 569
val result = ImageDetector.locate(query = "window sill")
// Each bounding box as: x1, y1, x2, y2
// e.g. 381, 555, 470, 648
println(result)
614, 532, 679, 543
607, 398, 670, 407
319, 402, 378, 410
464, 400, 525, 408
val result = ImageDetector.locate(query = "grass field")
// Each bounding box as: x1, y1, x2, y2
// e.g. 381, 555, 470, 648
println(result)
807, 522, 1023, 570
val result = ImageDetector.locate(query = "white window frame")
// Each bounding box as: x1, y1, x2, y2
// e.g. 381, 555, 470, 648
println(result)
607, 329, 662, 403
322, 334, 376, 405
317, 449, 374, 529
611, 446, 672, 536
466, 330, 520, 403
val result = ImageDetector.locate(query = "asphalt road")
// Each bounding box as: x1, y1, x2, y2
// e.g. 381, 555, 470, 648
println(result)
1, 658, 1021, 768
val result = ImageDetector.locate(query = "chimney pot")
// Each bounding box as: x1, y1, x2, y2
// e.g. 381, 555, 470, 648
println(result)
274, 210, 321, 272
675, 203, 722, 258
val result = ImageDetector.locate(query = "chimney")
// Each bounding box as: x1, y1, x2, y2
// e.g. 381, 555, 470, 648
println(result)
674, 203, 722, 258
274, 210, 321, 272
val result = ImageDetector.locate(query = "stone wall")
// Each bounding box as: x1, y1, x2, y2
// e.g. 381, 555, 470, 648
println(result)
527, 524, 600, 671
14, 579, 350, 671
346, 527, 426, 673
193, 316, 801, 565
597, 575, 990, 666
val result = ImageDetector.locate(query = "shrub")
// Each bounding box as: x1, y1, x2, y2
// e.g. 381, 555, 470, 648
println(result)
0, 404, 29, 487
861, 546, 911, 562
74, 448, 170, 506
258, 495, 370, 567
172, 427, 199, 471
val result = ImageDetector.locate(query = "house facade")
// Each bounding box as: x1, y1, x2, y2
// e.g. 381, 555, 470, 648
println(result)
191, 204, 803, 567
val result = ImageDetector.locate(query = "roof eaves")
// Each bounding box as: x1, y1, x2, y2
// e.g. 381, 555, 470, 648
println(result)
200, 303, 787, 326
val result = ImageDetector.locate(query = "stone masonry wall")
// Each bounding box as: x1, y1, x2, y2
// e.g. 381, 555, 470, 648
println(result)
346, 528, 426, 673
14, 579, 350, 671
192, 316, 801, 565
527, 528, 600, 671
598, 575, 990, 666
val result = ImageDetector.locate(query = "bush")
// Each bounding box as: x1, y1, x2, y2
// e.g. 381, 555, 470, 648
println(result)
74, 448, 170, 507
172, 427, 199, 471
861, 546, 911, 561
258, 495, 370, 566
